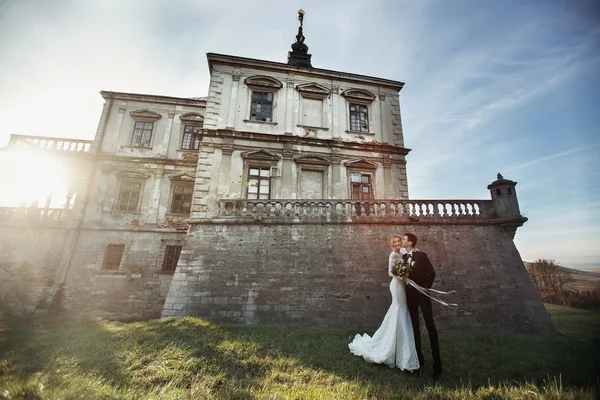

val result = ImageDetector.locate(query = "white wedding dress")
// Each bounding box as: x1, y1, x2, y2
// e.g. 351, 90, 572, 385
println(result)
348, 251, 420, 371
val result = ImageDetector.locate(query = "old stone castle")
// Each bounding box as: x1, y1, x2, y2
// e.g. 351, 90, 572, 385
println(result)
0, 13, 553, 333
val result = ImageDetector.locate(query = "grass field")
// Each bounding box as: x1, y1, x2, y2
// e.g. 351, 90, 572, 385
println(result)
1, 309, 598, 399
545, 303, 600, 345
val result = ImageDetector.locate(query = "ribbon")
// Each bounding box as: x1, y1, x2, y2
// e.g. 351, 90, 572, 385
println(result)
406, 279, 458, 307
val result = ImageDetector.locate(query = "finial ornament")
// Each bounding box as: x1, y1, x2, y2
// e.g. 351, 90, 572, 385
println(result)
287, 9, 313, 67
497, 173, 503, 180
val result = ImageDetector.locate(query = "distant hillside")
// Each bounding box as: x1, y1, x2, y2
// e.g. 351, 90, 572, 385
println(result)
524, 261, 600, 292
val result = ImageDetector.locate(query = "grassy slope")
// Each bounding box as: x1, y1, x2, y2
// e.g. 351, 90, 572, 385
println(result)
545, 303, 600, 344
0, 311, 599, 400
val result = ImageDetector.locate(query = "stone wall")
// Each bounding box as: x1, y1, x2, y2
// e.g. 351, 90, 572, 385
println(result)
0, 226, 76, 313
61, 229, 183, 320
163, 222, 553, 333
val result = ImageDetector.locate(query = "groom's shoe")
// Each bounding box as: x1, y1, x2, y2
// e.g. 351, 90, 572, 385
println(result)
433, 366, 442, 383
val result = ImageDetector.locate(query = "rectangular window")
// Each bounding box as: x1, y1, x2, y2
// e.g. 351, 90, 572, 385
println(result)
171, 184, 193, 214
350, 172, 372, 200
102, 244, 125, 270
349, 104, 369, 132
162, 245, 182, 272
181, 125, 201, 150
247, 167, 271, 199
250, 91, 273, 122
131, 121, 154, 147
118, 181, 141, 212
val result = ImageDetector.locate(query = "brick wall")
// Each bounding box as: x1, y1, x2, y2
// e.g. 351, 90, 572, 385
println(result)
163, 222, 553, 333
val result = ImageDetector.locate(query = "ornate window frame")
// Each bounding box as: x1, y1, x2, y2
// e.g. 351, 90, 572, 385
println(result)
129, 109, 162, 148
345, 159, 378, 199
241, 150, 281, 199
179, 113, 204, 150
244, 75, 283, 125
113, 170, 151, 213
167, 172, 195, 215
341, 89, 376, 135
296, 83, 330, 131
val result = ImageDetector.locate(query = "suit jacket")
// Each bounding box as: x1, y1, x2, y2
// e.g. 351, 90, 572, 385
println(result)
407, 250, 436, 289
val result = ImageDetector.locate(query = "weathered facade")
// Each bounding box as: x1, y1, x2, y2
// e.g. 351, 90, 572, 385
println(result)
0, 17, 554, 333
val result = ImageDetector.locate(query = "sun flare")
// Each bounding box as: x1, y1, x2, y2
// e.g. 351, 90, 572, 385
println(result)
0, 147, 69, 208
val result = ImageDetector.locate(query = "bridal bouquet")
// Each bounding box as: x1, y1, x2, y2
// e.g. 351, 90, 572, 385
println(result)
392, 254, 414, 278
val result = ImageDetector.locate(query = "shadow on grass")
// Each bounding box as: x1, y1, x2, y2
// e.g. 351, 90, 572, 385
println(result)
1, 313, 599, 397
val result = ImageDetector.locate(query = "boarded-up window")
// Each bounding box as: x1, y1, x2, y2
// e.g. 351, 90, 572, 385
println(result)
302, 98, 323, 127
102, 244, 125, 270
301, 170, 323, 199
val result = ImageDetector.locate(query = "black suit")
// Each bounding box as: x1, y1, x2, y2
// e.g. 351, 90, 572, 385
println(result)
405, 250, 442, 374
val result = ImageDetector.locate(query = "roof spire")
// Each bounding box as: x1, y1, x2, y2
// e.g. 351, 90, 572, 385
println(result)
287, 9, 313, 68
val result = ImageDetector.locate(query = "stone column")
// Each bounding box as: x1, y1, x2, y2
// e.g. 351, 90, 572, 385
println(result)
217, 145, 234, 199
148, 171, 163, 223
330, 153, 343, 198
280, 150, 294, 198
382, 156, 393, 199
226, 74, 241, 129
331, 85, 340, 139
160, 112, 175, 157
285, 78, 295, 134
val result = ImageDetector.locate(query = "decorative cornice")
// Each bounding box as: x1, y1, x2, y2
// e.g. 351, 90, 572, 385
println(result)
241, 149, 282, 161
179, 112, 205, 123
341, 89, 376, 103
114, 170, 152, 179
244, 75, 284, 90
345, 159, 379, 170
168, 172, 196, 182
130, 109, 162, 120
296, 83, 330, 99
294, 154, 331, 165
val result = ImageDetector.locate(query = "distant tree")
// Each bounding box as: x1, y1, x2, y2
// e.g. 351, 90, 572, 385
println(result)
526, 258, 574, 297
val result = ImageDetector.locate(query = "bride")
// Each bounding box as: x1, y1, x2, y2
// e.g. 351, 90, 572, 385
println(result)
348, 234, 420, 371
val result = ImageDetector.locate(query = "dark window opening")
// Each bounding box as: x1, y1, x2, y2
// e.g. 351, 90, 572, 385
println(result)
349, 103, 369, 132
171, 185, 193, 214
102, 244, 125, 270
250, 91, 273, 122
162, 245, 182, 272
181, 125, 201, 150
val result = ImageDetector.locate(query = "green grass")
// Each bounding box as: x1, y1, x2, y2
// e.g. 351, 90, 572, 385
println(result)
0, 310, 598, 399
545, 303, 600, 345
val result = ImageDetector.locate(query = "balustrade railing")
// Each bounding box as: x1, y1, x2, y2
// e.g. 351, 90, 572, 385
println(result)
218, 199, 495, 221
8, 134, 93, 153
0, 207, 69, 222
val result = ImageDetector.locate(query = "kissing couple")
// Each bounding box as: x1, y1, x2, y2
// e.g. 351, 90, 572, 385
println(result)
349, 233, 455, 382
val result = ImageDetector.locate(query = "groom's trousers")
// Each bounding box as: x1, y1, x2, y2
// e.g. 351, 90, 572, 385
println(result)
407, 289, 442, 373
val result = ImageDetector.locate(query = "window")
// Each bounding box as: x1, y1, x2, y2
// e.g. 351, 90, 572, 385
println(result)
350, 172, 372, 200
181, 125, 201, 150
250, 91, 273, 122
102, 244, 125, 270
349, 103, 369, 132
131, 121, 154, 147
247, 167, 271, 199
171, 184, 193, 214
118, 181, 141, 212
162, 245, 182, 272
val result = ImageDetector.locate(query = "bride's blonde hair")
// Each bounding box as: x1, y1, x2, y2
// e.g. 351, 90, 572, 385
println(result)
388, 234, 402, 248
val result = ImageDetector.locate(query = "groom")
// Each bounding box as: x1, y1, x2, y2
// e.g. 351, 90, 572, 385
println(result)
402, 233, 442, 381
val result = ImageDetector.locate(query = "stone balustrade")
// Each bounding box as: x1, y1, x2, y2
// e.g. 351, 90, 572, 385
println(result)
8, 134, 93, 153
217, 199, 496, 221
0, 207, 69, 222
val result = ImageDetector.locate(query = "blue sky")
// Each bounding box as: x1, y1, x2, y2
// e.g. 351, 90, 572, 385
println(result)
0, 0, 599, 268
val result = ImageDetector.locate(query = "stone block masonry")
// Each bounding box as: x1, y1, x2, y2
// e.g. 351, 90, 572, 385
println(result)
163, 221, 554, 333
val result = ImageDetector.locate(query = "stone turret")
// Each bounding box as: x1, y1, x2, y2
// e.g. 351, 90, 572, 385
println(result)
488, 173, 527, 237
